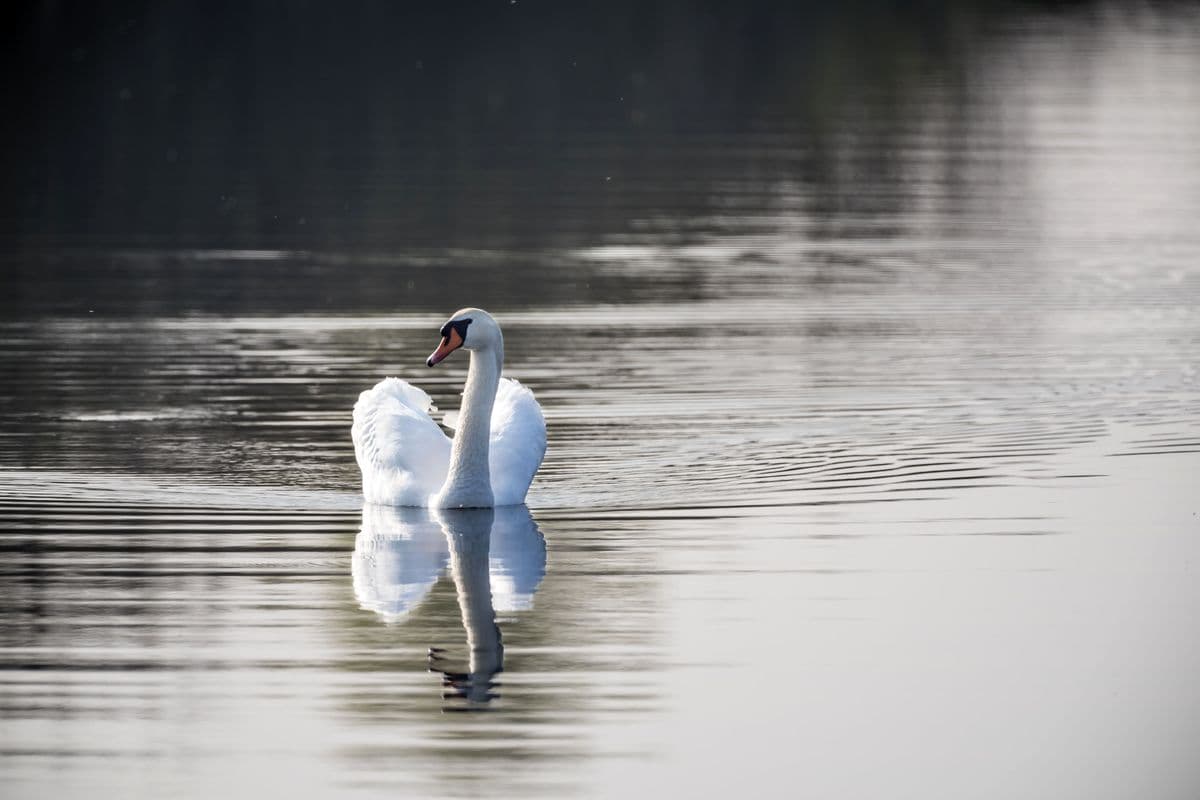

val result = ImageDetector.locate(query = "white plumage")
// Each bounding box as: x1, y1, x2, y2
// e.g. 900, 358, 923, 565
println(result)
352, 376, 545, 506
351, 308, 546, 508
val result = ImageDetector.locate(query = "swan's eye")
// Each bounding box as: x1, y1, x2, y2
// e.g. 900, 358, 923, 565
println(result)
439, 318, 472, 341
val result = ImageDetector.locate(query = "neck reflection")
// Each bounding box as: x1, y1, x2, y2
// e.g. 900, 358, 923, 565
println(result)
437, 507, 501, 705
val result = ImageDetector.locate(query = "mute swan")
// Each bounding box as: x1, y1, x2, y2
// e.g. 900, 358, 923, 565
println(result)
352, 308, 546, 508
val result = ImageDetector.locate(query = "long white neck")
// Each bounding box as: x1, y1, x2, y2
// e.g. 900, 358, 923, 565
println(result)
436, 344, 503, 508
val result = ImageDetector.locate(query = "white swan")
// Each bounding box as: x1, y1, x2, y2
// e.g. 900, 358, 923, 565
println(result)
351, 308, 546, 508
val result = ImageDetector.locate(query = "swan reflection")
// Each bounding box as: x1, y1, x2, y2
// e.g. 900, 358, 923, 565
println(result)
352, 505, 448, 619
351, 503, 547, 706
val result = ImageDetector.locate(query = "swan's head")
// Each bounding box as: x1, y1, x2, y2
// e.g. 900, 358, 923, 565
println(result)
427, 308, 501, 367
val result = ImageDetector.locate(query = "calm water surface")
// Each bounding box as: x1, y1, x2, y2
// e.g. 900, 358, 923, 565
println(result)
3, 6, 1200, 799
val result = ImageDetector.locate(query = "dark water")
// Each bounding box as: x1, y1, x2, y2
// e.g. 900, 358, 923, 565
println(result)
3, 4, 1200, 798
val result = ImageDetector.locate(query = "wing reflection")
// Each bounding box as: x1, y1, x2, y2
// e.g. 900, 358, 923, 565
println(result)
351, 505, 447, 620
352, 503, 547, 708
487, 505, 548, 613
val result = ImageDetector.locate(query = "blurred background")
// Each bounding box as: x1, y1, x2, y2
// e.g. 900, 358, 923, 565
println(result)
8, 1, 1196, 315
6, 2, 1007, 248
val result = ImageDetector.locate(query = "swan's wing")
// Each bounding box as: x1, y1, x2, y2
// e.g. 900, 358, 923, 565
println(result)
488, 377, 547, 506
352, 505, 449, 620
352, 377, 451, 506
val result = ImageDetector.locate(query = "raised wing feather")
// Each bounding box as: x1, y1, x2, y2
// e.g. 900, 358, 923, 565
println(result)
352, 378, 451, 506
488, 378, 547, 505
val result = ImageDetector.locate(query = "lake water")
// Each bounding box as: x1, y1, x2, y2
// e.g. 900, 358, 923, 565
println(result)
2, 4, 1199, 798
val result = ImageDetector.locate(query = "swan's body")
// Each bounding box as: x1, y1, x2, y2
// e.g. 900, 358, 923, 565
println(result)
352, 308, 546, 508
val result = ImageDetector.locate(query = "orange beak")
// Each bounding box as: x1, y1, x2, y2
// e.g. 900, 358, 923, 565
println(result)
426, 327, 464, 367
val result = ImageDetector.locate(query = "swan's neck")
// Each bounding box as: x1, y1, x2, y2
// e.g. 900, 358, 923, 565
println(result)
437, 346, 502, 507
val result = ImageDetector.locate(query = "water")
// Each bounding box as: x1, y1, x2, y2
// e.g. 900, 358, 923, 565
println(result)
3, 4, 1200, 798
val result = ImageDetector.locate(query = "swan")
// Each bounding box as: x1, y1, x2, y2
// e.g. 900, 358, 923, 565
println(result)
351, 308, 546, 508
